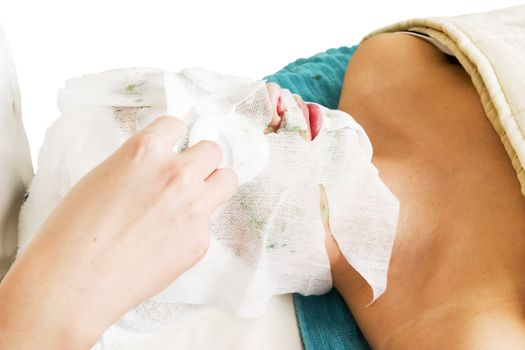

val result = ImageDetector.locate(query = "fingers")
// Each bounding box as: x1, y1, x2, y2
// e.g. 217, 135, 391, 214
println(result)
175, 140, 224, 181
136, 115, 188, 148
204, 167, 238, 211
170, 148, 237, 216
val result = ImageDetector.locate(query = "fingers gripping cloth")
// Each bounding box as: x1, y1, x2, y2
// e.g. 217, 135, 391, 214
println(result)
17, 68, 399, 348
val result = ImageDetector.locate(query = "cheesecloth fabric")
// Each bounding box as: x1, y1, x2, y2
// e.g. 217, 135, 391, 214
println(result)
17, 67, 399, 349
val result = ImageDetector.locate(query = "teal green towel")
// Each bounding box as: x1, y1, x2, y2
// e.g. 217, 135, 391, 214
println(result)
263, 45, 371, 350
294, 289, 371, 350
263, 46, 357, 109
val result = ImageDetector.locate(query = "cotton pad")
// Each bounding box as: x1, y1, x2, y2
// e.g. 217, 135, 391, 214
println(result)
17, 67, 399, 349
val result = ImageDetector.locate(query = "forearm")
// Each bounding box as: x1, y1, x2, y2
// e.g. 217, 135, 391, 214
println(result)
0, 244, 100, 350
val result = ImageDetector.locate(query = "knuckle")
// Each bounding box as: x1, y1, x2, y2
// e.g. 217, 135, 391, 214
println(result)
187, 200, 207, 218
175, 119, 188, 135
177, 170, 194, 187
167, 167, 194, 188
200, 140, 223, 160
128, 132, 164, 160
158, 115, 187, 132
155, 115, 174, 124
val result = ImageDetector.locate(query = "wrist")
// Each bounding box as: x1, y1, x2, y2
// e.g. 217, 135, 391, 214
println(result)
0, 254, 101, 349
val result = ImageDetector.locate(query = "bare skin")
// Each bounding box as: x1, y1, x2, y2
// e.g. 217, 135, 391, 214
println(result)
327, 33, 525, 349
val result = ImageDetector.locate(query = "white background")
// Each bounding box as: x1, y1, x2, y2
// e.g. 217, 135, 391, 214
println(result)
1, 0, 524, 167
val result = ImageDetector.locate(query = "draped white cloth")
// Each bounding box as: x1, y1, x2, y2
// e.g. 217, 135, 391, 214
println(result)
0, 24, 32, 280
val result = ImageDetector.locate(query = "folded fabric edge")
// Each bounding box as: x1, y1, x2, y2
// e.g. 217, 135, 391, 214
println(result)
360, 16, 525, 198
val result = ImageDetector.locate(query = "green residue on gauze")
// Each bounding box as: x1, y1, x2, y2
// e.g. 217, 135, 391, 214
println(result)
125, 80, 146, 95
251, 219, 266, 231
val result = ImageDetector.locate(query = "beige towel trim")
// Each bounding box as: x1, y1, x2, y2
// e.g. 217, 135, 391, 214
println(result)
362, 18, 525, 196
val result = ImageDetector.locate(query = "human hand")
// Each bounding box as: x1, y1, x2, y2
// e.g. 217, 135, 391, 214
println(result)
0, 116, 238, 349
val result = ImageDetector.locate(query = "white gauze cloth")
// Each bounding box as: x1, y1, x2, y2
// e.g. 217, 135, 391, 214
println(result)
17, 67, 399, 348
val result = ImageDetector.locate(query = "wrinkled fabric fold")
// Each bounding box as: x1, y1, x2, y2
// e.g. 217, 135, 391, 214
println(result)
364, 4, 525, 196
